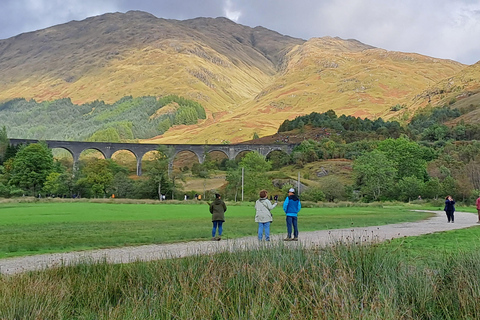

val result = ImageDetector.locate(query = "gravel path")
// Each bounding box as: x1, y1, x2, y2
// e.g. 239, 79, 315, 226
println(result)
1, 210, 478, 275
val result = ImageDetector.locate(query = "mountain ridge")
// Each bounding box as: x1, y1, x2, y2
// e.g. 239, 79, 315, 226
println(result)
0, 11, 476, 143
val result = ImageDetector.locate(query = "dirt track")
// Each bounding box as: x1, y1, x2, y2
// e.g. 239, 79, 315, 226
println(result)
1, 210, 478, 275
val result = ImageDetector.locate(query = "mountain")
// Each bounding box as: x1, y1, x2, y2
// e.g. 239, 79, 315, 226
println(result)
0, 11, 473, 143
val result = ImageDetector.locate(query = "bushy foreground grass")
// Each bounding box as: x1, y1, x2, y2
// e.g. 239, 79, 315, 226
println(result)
1, 241, 480, 319
0, 201, 430, 258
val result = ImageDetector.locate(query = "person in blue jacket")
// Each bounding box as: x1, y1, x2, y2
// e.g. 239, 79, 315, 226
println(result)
283, 188, 301, 241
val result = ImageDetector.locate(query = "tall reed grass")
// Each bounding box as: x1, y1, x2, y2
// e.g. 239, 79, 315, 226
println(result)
1, 242, 479, 319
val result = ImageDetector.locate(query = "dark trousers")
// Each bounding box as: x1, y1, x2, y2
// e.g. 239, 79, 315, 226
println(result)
286, 216, 298, 238
446, 210, 455, 222
212, 221, 223, 237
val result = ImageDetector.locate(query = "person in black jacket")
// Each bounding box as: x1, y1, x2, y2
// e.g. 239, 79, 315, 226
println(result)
444, 195, 455, 223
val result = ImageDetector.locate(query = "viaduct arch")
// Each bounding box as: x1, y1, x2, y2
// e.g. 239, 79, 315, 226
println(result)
8, 139, 297, 176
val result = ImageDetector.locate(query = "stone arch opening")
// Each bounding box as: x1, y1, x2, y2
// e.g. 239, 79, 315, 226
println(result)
79, 148, 106, 161
140, 150, 161, 176
76, 149, 108, 172
51, 148, 74, 171
174, 150, 201, 172
206, 150, 229, 170
112, 149, 137, 175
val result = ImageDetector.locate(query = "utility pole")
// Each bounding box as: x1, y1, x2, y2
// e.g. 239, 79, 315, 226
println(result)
297, 171, 301, 195
241, 167, 244, 202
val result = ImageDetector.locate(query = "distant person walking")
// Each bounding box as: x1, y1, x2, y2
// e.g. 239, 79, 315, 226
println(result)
209, 193, 227, 240
255, 190, 277, 241
283, 188, 301, 241
476, 195, 480, 223
444, 195, 456, 223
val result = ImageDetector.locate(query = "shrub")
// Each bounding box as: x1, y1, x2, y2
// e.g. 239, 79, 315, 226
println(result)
300, 187, 326, 202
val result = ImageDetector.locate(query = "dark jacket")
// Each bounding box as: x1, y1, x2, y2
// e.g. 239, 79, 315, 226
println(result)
444, 199, 455, 212
210, 198, 227, 221
283, 194, 301, 217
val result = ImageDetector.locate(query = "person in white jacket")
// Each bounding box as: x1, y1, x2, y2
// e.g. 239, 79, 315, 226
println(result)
255, 190, 277, 241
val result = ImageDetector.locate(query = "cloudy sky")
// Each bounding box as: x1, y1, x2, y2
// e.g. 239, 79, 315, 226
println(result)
1, 0, 479, 64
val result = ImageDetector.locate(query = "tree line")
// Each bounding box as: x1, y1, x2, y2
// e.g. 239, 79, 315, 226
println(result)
1, 101, 480, 203
0, 137, 273, 202
278, 105, 480, 143
272, 105, 480, 203
0, 95, 206, 142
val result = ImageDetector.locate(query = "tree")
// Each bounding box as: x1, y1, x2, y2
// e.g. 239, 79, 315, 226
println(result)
322, 139, 339, 159
219, 158, 238, 171
0, 126, 8, 164
111, 172, 135, 198
300, 187, 326, 202
452, 166, 474, 201
147, 146, 174, 200
377, 137, 428, 181
170, 168, 185, 200
192, 163, 209, 178
465, 160, 480, 190
3, 144, 20, 164
43, 171, 74, 197
441, 176, 459, 199
225, 168, 242, 201
292, 140, 320, 166
267, 150, 291, 168
157, 118, 172, 134
353, 150, 397, 200
395, 176, 425, 202
10, 142, 54, 195
76, 159, 114, 198
238, 151, 272, 200
423, 178, 442, 200
421, 124, 449, 141
320, 176, 345, 202
202, 145, 217, 171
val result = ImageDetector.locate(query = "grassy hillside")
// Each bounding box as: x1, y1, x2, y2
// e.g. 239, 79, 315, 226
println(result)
0, 12, 288, 110
0, 95, 207, 141
0, 11, 471, 143
405, 62, 480, 125
144, 38, 466, 143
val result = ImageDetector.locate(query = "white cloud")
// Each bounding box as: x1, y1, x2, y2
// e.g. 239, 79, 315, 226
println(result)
223, 0, 241, 22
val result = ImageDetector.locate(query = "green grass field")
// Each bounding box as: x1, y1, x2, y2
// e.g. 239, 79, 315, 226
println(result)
387, 223, 480, 263
390, 205, 480, 257
0, 201, 432, 258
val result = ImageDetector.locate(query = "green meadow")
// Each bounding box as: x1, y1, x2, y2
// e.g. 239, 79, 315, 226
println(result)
0, 201, 431, 258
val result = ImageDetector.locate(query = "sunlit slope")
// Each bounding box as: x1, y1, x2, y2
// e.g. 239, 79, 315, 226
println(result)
0, 11, 300, 113
404, 61, 480, 124
154, 37, 465, 143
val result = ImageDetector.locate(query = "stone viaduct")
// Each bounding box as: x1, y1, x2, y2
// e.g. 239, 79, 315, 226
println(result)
8, 139, 297, 176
